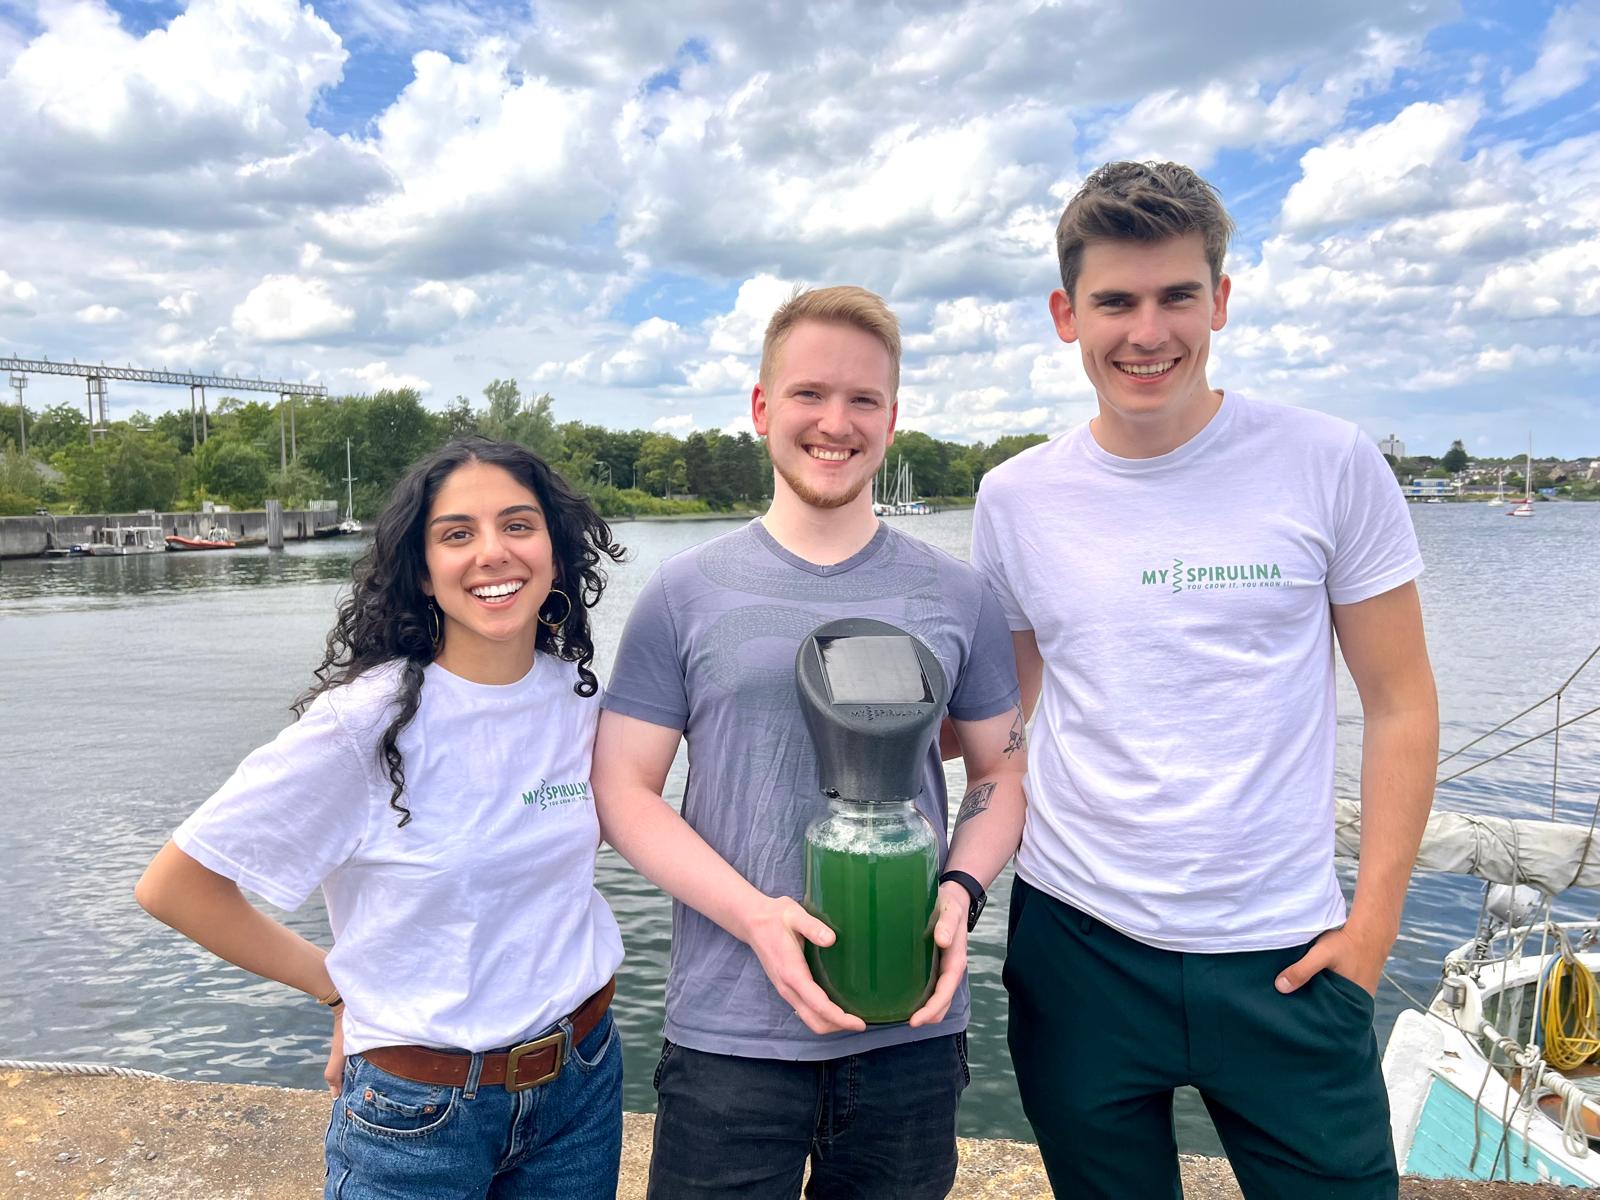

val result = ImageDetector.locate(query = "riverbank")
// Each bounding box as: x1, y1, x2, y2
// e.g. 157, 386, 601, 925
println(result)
0, 1070, 1574, 1199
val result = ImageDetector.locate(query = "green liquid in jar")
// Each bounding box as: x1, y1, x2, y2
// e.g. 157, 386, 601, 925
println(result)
804, 839, 939, 1024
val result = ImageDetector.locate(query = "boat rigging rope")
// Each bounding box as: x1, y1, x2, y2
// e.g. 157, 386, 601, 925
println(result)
1436, 704, 1600, 787
1438, 643, 1600, 770
0, 1059, 172, 1080
1479, 1022, 1600, 1159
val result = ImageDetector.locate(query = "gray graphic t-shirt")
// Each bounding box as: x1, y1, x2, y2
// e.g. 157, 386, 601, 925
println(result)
603, 520, 1020, 1061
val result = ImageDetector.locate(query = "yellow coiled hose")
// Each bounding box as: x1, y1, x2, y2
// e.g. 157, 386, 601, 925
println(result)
1541, 952, 1600, 1071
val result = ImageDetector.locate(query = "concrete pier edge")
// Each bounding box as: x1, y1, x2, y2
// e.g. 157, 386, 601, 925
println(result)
0, 509, 340, 558
0, 1070, 1576, 1198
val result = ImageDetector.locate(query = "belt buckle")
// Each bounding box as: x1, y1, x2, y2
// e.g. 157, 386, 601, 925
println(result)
504, 1030, 566, 1092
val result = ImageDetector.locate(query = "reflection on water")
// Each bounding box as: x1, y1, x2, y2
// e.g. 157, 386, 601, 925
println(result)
4, 505, 1600, 1152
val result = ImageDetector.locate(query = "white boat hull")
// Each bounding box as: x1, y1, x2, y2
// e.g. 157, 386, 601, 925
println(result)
1383, 933, 1600, 1187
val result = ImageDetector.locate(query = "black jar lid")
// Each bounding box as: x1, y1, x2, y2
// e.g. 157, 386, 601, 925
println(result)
794, 617, 949, 805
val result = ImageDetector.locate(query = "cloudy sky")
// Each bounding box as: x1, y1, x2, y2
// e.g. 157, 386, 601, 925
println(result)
1, 0, 1597, 456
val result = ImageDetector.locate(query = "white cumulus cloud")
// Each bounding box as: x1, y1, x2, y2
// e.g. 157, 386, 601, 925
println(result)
232, 275, 357, 342
1281, 98, 1482, 233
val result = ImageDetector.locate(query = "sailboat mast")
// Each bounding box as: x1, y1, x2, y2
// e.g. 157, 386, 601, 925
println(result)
344, 438, 357, 519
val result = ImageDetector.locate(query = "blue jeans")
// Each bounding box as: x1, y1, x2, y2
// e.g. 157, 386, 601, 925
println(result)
646, 1034, 968, 1199
324, 1011, 622, 1199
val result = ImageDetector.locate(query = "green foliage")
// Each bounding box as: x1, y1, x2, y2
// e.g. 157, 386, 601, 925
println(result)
1441, 440, 1469, 473
54, 427, 180, 512
0, 488, 34, 516
606, 488, 711, 515
635, 432, 688, 497
14, 381, 1063, 522
211, 397, 280, 449
0, 401, 30, 453
194, 436, 271, 507
150, 407, 198, 455
28, 403, 89, 457
0, 448, 44, 501
265, 462, 330, 508
442, 396, 479, 440
479, 379, 564, 460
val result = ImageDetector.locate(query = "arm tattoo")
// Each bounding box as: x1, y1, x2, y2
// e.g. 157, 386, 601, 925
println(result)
955, 782, 995, 830
1003, 703, 1025, 757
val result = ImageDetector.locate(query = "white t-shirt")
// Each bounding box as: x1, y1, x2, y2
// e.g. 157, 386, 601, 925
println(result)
971, 394, 1422, 952
174, 656, 623, 1054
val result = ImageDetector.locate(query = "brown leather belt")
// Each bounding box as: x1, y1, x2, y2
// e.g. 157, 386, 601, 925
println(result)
362, 979, 615, 1093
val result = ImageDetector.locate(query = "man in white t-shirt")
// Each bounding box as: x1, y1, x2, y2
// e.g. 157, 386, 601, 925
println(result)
970, 161, 1438, 1198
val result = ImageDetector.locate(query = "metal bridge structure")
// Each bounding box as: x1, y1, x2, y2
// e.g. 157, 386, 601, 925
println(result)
1, 356, 327, 466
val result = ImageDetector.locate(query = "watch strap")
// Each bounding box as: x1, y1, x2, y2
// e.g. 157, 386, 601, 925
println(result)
938, 869, 987, 932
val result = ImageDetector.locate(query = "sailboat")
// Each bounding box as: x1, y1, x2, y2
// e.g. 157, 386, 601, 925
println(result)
1365, 647, 1600, 1184
1509, 437, 1535, 517
338, 438, 363, 534
871, 456, 930, 516
1486, 468, 1505, 507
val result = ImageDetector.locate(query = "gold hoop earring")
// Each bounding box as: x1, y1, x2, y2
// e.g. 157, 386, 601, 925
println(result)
427, 601, 442, 647
539, 587, 573, 631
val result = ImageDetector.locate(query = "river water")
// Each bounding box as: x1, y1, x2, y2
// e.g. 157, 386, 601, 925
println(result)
3, 503, 1599, 1152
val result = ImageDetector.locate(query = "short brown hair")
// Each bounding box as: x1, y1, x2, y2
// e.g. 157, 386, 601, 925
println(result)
759, 286, 901, 397
1055, 161, 1235, 298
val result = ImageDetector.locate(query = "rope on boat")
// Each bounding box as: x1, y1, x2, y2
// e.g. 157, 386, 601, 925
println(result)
1436, 704, 1600, 786
0, 1059, 173, 1081
1438, 643, 1600, 771
1479, 1022, 1600, 1158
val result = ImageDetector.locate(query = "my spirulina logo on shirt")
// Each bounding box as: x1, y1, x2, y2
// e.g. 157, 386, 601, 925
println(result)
522, 779, 590, 811
1140, 557, 1287, 594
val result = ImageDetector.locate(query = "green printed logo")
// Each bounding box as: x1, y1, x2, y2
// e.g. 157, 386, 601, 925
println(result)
1140, 557, 1286, 594
521, 778, 590, 811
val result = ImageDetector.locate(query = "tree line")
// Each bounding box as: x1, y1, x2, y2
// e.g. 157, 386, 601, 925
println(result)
0, 382, 1048, 518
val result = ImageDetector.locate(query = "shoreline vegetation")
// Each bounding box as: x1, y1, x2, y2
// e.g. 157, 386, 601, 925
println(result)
0, 381, 1038, 521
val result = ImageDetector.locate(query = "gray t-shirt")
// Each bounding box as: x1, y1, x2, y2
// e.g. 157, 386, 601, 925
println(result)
603, 519, 1020, 1061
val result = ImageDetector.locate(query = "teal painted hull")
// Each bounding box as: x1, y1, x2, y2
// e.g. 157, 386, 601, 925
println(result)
1405, 1075, 1594, 1186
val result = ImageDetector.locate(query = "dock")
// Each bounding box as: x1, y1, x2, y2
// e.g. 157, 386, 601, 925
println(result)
0, 1069, 1577, 1198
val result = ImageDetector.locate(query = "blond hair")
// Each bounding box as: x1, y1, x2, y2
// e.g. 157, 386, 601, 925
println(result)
759, 286, 901, 396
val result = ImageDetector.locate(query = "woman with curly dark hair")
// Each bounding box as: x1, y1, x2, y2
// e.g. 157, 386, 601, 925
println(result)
136, 436, 629, 1198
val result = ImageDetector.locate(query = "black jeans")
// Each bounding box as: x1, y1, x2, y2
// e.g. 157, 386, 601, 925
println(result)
645, 1034, 968, 1199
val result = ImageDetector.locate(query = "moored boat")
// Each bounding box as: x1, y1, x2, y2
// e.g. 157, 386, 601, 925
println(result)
165, 530, 237, 551
1347, 647, 1600, 1185
85, 524, 166, 555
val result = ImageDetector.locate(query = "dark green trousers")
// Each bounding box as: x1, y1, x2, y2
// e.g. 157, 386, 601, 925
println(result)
1004, 878, 1398, 1199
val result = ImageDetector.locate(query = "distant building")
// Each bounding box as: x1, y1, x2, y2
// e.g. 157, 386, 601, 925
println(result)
1379, 433, 1406, 460
1402, 478, 1455, 500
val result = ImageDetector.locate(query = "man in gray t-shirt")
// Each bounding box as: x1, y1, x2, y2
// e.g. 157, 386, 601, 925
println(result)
593, 286, 1027, 1200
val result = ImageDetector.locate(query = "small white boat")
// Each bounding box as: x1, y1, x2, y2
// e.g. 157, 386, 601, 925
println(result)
86, 524, 167, 555
1487, 468, 1506, 507
1509, 438, 1535, 517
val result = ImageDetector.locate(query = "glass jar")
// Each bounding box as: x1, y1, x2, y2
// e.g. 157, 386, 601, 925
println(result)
803, 798, 939, 1024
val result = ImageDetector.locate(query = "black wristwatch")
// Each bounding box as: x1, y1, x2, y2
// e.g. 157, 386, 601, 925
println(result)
938, 870, 987, 932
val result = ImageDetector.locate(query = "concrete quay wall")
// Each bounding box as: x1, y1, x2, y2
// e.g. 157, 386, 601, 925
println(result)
0, 1070, 1576, 1199
0, 508, 339, 558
